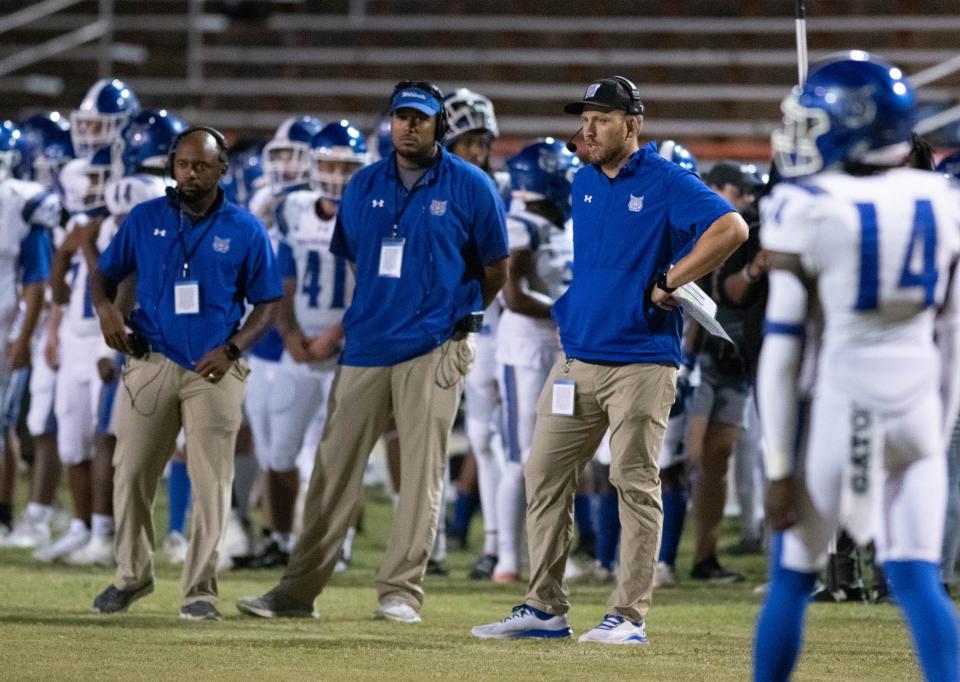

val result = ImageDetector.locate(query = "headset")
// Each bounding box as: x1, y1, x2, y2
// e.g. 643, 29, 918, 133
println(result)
607, 75, 645, 115
389, 80, 448, 142
168, 125, 229, 180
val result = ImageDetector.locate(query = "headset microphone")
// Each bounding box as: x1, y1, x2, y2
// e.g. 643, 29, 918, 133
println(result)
165, 186, 180, 204
565, 127, 582, 153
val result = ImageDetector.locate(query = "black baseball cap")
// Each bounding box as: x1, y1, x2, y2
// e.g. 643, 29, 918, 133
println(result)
564, 77, 644, 115
703, 162, 763, 192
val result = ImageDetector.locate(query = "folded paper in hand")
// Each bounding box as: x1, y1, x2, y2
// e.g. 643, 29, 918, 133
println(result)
672, 282, 732, 343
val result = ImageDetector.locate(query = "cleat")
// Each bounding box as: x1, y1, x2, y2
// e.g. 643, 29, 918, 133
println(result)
471, 604, 572, 640
162, 531, 188, 565
690, 555, 744, 584
578, 614, 649, 645
33, 520, 89, 562
65, 534, 114, 566
469, 554, 498, 580
0, 514, 52, 550
653, 561, 678, 588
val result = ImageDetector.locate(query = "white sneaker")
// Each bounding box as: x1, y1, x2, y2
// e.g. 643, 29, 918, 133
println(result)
65, 534, 114, 566
163, 531, 188, 565
578, 614, 649, 645
471, 605, 572, 640
33, 520, 90, 562
222, 511, 250, 559
653, 561, 678, 588
373, 598, 422, 624
0, 514, 51, 549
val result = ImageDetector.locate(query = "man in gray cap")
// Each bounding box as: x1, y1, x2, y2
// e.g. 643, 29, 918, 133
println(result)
472, 75, 747, 644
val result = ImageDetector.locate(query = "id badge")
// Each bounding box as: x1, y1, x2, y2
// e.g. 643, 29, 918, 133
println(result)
174, 280, 200, 315
379, 238, 405, 278
552, 380, 575, 416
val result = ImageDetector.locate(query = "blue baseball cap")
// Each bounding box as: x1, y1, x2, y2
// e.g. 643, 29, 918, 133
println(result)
390, 87, 442, 116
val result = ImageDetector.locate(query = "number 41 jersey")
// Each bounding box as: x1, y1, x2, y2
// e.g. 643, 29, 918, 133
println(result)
761, 168, 960, 410
277, 189, 354, 337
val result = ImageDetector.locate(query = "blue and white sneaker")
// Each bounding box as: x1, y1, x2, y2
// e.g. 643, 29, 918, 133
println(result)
578, 614, 649, 645
471, 604, 572, 640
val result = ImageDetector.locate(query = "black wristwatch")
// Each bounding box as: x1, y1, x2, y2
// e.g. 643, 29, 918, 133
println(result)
223, 341, 241, 362
656, 271, 676, 293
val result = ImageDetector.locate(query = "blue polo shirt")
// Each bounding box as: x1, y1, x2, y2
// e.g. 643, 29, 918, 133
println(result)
554, 141, 734, 365
331, 149, 508, 366
98, 193, 283, 369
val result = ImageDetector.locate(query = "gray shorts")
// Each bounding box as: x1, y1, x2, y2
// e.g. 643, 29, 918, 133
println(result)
689, 372, 751, 428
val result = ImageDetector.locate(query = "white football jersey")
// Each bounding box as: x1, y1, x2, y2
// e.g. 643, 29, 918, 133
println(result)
63, 214, 101, 338
0, 179, 60, 334
278, 189, 353, 338
761, 168, 960, 410
497, 209, 573, 367
105, 173, 172, 219
248, 184, 283, 231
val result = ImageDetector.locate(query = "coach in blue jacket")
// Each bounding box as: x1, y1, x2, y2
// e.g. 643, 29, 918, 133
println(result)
238, 81, 508, 624
89, 128, 282, 621
473, 76, 748, 643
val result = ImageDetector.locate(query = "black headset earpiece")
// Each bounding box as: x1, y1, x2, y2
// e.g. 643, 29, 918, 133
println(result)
390, 80, 449, 142
168, 125, 229, 180
608, 75, 645, 116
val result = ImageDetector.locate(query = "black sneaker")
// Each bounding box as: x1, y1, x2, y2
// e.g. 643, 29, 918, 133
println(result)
236, 588, 318, 619
426, 559, 449, 576
724, 537, 763, 556
180, 601, 222, 622
469, 554, 498, 580
812, 579, 867, 603
231, 540, 289, 569
690, 556, 745, 583
93, 581, 155, 613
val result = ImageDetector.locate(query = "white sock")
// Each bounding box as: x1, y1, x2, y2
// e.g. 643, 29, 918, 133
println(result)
495, 462, 525, 574
25, 502, 53, 524
271, 531, 293, 552
91, 513, 114, 538
342, 526, 356, 562
469, 419, 503, 557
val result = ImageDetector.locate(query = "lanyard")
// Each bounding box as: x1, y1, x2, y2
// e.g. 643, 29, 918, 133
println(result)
176, 210, 218, 279
391, 153, 437, 239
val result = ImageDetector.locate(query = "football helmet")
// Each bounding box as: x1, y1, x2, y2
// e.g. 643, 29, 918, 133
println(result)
19, 112, 74, 189
263, 115, 324, 192
936, 149, 960, 179
120, 109, 187, 176
772, 51, 916, 177
507, 138, 580, 222
223, 146, 265, 208
310, 120, 370, 201
0, 120, 32, 182
374, 116, 394, 160
70, 78, 140, 158
443, 88, 499, 145
658, 139, 699, 174
80, 146, 115, 212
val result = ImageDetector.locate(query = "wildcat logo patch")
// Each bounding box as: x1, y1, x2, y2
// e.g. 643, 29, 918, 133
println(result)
628, 194, 644, 212
212, 236, 231, 253
430, 199, 447, 216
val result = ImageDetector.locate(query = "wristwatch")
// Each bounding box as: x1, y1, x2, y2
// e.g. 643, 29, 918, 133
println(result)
223, 341, 241, 362
656, 271, 676, 293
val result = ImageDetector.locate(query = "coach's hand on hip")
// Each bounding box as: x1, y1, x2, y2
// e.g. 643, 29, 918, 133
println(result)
194, 345, 235, 383
95, 299, 133, 355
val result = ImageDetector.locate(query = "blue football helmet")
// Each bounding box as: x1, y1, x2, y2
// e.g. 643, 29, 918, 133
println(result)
772, 51, 916, 178
82, 145, 115, 212
70, 78, 140, 158
263, 115, 324, 192
19, 112, 74, 189
443, 88, 499, 145
310, 120, 370, 200
658, 139, 699, 174
936, 149, 960, 179
507, 138, 581, 222
223, 146, 265, 208
120, 109, 187, 176
0, 120, 32, 181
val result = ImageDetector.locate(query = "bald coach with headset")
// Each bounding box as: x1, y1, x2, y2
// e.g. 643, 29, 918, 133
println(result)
473, 76, 748, 644
89, 126, 283, 621
238, 80, 508, 624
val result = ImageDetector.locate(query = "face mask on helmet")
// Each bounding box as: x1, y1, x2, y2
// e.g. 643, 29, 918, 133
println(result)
264, 141, 312, 191
70, 79, 140, 158
312, 159, 364, 201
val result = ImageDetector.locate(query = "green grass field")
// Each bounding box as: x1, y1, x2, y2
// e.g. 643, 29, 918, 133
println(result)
0, 491, 923, 681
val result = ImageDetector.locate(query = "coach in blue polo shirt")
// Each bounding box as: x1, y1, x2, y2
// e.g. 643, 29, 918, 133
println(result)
89, 127, 282, 622
474, 76, 748, 644
238, 80, 508, 624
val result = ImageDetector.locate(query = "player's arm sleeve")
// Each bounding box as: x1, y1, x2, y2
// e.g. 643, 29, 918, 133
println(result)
666, 169, 737, 243
757, 267, 809, 481
241, 221, 284, 304
471, 173, 509, 264
936, 258, 960, 443
18, 226, 53, 285
97, 208, 139, 282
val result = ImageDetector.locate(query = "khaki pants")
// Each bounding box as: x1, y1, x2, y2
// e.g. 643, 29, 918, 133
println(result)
112, 353, 247, 605
524, 357, 676, 623
278, 338, 472, 610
